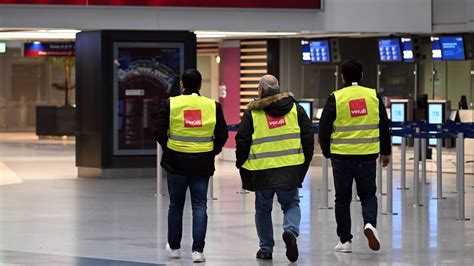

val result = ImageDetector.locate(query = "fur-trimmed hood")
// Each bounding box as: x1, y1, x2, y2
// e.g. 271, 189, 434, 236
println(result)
247, 91, 296, 117
247, 91, 295, 110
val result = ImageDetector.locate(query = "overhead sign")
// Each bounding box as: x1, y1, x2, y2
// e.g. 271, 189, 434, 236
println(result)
0, 0, 322, 9
23, 42, 75, 57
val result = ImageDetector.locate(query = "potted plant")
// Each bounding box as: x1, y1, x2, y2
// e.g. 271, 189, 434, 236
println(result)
36, 57, 76, 137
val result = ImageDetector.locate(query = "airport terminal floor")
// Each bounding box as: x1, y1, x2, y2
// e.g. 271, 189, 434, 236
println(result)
0, 133, 473, 265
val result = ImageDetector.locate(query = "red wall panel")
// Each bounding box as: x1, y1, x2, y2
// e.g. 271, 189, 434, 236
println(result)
0, 0, 321, 9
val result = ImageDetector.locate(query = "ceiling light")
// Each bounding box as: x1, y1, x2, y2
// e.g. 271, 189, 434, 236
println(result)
0, 30, 80, 40
195, 31, 298, 38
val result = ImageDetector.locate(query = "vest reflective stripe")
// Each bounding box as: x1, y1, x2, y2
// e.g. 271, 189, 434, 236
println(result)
248, 148, 303, 160
167, 94, 216, 153
331, 85, 380, 155
252, 133, 301, 145
333, 124, 378, 133
168, 134, 213, 143
242, 103, 305, 171
331, 137, 380, 144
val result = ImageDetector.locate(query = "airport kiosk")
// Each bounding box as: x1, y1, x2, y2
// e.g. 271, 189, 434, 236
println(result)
427, 100, 451, 146
390, 99, 413, 145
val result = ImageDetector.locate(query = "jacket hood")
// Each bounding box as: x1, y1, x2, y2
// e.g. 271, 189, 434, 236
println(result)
247, 91, 296, 117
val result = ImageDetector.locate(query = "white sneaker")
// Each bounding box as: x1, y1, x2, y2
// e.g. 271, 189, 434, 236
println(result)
192, 251, 206, 263
334, 241, 352, 253
364, 223, 381, 251
166, 243, 180, 259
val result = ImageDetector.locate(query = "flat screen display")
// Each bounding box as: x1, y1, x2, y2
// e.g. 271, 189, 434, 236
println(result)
440, 36, 465, 60
299, 101, 313, 120
449, 110, 458, 122
391, 103, 405, 122
431, 37, 442, 61
391, 103, 406, 145
378, 38, 402, 62
301, 40, 311, 63
309, 40, 330, 62
113, 42, 184, 156
428, 103, 444, 145
302, 40, 331, 63
401, 38, 414, 62
428, 103, 444, 124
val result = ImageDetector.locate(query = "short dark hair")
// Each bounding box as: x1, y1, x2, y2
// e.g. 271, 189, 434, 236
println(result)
340, 59, 363, 83
181, 69, 202, 91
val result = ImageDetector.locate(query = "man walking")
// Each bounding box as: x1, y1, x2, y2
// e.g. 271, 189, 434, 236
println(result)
154, 69, 228, 262
236, 75, 314, 262
319, 59, 391, 253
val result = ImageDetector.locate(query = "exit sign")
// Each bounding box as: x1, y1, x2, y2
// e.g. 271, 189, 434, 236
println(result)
0, 42, 5, 53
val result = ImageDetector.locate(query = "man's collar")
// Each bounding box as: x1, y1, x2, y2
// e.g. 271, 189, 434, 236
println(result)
183, 89, 200, 96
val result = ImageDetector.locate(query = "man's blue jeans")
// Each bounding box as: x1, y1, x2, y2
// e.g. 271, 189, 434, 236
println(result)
167, 173, 209, 252
255, 187, 301, 253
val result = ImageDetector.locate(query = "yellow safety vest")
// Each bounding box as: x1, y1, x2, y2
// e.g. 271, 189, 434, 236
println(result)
242, 103, 305, 171
167, 93, 216, 153
331, 85, 380, 155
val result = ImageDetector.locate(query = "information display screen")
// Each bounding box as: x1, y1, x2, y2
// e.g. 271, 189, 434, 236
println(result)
440, 36, 465, 60
302, 40, 330, 63
401, 38, 414, 62
301, 40, 311, 63
299, 101, 313, 120
431, 37, 442, 61
378, 38, 402, 62
428, 103, 444, 145
391, 103, 406, 145
0, 41, 5, 53
428, 104, 444, 124
309, 40, 330, 62
113, 42, 184, 155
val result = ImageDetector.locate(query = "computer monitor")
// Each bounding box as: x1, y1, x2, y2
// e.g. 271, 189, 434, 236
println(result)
298, 100, 313, 120
415, 94, 428, 121
440, 36, 465, 60
428, 101, 446, 145
401, 37, 415, 62
431, 36, 442, 61
390, 101, 408, 145
449, 110, 458, 122
378, 38, 402, 62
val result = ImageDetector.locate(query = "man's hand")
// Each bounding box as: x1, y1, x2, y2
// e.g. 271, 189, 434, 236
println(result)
379, 155, 390, 168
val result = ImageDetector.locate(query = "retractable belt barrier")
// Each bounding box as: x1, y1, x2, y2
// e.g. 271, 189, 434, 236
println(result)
184, 122, 474, 219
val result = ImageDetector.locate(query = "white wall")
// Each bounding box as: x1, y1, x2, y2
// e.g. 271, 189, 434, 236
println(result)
432, 0, 474, 32
319, 0, 432, 33
0, 1, 432, 33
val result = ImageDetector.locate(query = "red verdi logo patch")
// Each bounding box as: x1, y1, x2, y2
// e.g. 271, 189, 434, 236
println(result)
266, 113, 286, 129
349, 98, 368, 117
184, 110, 202, 127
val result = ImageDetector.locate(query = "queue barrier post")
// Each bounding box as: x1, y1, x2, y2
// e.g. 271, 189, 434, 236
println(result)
208, 176, 218, 200
421, 137, 429, 185
157, 144, 168, 197
382, 152, 398, 215
319, 157, 333, 209
397, 137, 409, 190
433, 135, 446, 200
411, 128, 423, 207
455, 132, 470, 221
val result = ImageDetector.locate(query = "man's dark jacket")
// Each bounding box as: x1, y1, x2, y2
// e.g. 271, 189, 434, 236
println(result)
153, 90, 228, 177
235, 90, 314, 191
318, 85, 391, 160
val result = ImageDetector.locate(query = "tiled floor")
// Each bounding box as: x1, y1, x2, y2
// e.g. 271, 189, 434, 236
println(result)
0, 133, 473, 265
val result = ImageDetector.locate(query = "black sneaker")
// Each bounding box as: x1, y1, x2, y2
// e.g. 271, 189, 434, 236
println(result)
283, 231, 299, 262
256, 250, 272, 260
